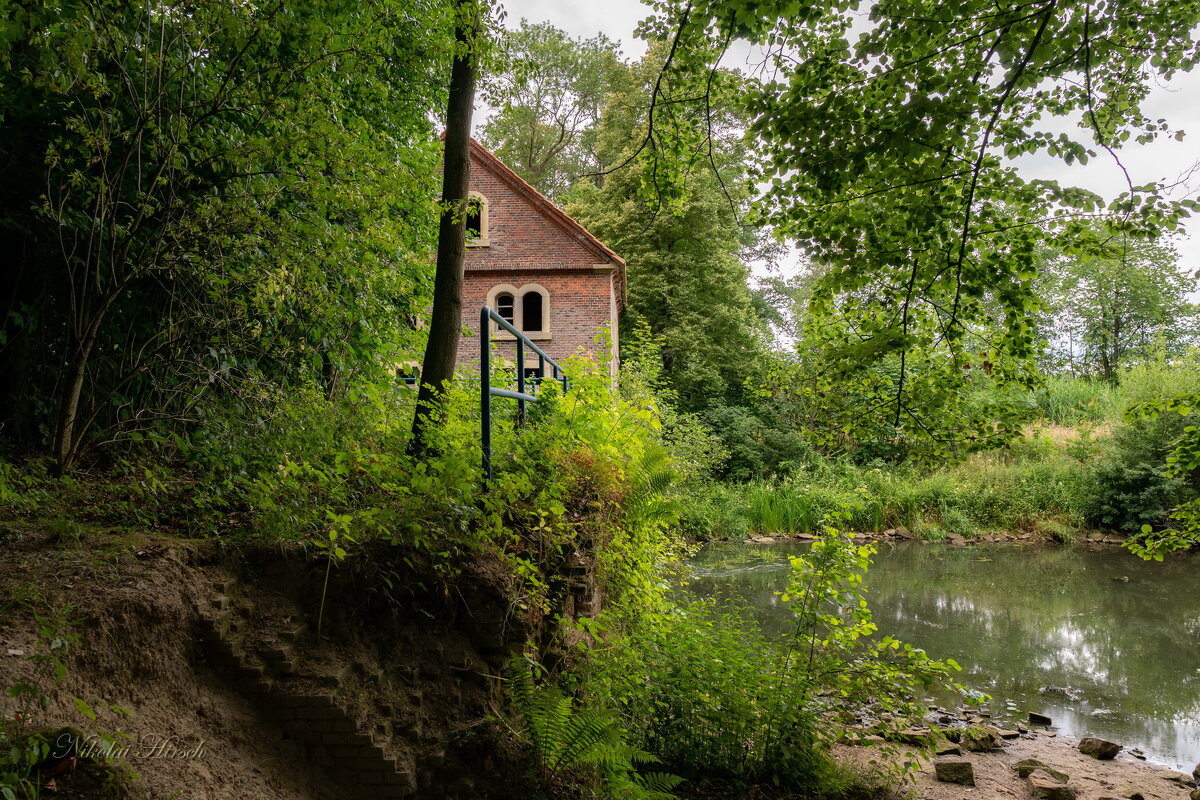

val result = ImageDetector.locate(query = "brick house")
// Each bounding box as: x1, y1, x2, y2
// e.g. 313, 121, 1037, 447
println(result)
457, 139, 625, 380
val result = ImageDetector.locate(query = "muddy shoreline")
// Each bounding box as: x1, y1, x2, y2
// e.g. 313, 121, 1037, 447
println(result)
843, 731, 1200, 800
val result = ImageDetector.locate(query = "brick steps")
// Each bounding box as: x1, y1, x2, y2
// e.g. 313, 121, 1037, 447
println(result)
199, 594, 418, 798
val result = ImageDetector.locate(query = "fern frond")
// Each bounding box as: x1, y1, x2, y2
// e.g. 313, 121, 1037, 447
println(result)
551, 706, 616, 770
633, 770, 685, 797
605, 769, 684, 800
505, 655, 681, 798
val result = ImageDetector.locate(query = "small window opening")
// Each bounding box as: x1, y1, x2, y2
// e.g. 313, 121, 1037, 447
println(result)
496, 293, 515, 326
465, 199, 483, 241
522, 291, 544, 332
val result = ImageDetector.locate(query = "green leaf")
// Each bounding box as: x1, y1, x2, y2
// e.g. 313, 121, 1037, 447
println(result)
73, 696, 97, 720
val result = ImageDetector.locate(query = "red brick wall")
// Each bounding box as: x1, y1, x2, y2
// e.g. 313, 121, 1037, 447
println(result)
459, 270, 616, 368
457, 149, 619, 373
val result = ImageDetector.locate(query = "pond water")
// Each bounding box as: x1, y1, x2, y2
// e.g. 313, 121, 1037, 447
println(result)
686, 541, 1200, 771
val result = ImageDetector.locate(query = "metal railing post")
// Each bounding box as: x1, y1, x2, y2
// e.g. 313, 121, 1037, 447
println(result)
480, 306, 492, 481
516, 337, 526, 425
478, 305, 569, 487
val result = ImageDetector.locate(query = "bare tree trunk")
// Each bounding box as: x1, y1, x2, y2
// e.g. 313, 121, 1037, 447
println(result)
410, 0, 479, 454
51, 340, 93, 475
51, 286, 121, 474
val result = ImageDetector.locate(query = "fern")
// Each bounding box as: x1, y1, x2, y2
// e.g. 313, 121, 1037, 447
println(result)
625, 445, 679, 530
505, 658, 681, 799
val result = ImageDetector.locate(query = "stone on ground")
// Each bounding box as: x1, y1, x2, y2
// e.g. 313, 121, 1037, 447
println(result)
1110, 785, 1144, 800
896, 728, 934, 746
1011, 758, 1069, 783
933, 759, 974, 785
1161, 770, 1197, 787
961, 724, 1001, 752
1027, 769, 1076, 800
1078, 736, 1121, 759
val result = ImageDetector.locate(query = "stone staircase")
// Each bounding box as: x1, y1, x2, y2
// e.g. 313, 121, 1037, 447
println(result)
198, 580, 425, 799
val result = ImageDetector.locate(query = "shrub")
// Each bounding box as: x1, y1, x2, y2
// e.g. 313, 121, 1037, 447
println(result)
505, 659, 681, 800
1086, 406, 1198, 533
588, 528, 962, 793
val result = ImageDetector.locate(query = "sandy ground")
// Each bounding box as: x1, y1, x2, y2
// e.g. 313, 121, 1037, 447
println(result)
842, 734, 1199, 800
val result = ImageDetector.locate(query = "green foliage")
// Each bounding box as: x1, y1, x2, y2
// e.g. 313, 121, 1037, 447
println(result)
0, 462, 49, 516
618, 323, 731, 482
0, 726, 50, 800
701, 401, 816, 481
762, 323, 1037, 466
44, 516, 84, 548
1032, 376, 1121, 425
774, 527, 960, 748
633, 0, 1200, 466
0, 722, 133, 800
690, 447, 1097, 540
1, 605, 134, 799
567, 127, 771, 410
0, 0, 449, 470
589, 600, 802, 783
494, 354, 687, 615
168, 349, 685, 629
1119, 353, 1200, 407
587, 525, 961, 791
1037, 231, 1198, 381
1119, 392, 1200, 558
483, 33, 778, 414
506, 658, 682, 800
1082, 354, 1200, 546
480, 21, 624, 200
1087, 459, 1182, 534
6, 608, 80, 719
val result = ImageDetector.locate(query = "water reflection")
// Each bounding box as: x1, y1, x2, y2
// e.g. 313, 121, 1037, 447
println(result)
686, 541, 1200, 771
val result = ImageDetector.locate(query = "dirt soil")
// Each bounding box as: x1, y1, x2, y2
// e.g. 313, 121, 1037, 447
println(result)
0, 528, 342, 799
0, 523, 526, 800
841, 735, 1199, 800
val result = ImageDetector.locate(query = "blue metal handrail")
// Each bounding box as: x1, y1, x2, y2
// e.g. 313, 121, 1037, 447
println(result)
480, 305, 568, 481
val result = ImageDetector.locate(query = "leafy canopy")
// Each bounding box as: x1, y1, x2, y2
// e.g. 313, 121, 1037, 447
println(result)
636, 0, 1200, 445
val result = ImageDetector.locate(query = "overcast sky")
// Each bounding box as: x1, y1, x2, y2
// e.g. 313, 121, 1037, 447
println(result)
495, 1, 1200, 277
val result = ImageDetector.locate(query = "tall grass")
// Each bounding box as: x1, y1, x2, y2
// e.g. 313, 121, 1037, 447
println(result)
1119, 356, 1200, 407
682, 447, 1097, 540
676, 355, 1200, 541
1033, 376, 1121, 425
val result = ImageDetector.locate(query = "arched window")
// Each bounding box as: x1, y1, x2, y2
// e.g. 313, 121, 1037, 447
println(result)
522, 290, 544, 333
495, 292, 515, 326
465, 192, 489, 246
485, 284, 550, 340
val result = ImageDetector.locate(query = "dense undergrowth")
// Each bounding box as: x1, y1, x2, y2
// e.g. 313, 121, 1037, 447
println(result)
676, 357, 1200, 545
8, 352, 1198, 798
2, 351, 960, 799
